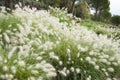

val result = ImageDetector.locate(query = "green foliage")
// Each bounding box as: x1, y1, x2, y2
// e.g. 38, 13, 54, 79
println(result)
48, 0, 62, 8
90, 0, 111, 22
0, 14, 21, 33
0, 0, 23, 9
31, 0, 90, 19
80, 20, 120, 39
50, 39, 120, 80
74, 1, 90, 19
1, 0, 91, 19
111, 15, 120, 26
99, 10, 111, 22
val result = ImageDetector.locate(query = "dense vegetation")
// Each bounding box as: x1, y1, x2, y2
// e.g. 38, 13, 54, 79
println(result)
0, 0, 120, 80
111, 15, 120, 26
0, 6, 120, 80
0, 0, 108, 20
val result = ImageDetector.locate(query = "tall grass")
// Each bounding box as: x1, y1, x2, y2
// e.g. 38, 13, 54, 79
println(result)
0, 6, 120, 80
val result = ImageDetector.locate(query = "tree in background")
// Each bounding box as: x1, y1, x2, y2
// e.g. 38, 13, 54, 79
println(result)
74, 0, 90, 19
89, 0, 111, 21
0, 0, 90, 19
44, 0, 90, 19
0, 0, 24, 9
3, 0, 12, 8
34, 0, 66, 9
99, 10, 111, 22
70, 0, 76, 15
111, 15, 120, 26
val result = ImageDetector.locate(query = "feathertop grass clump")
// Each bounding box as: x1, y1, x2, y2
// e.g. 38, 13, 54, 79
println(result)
0, 6, 120, 80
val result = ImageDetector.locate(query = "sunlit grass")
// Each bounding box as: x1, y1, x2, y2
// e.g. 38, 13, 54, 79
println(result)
0, 6, 120, 80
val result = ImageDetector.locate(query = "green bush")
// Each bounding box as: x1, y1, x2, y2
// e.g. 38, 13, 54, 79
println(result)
74, 1, 90, 19
111, 15, 120, 26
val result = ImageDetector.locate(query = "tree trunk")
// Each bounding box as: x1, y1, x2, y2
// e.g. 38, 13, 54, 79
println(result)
65, 0, 69, 9
95, 8, 98, 20
4, 0, 9, 8
4, 0, 12, 8
71, 0, 76, 15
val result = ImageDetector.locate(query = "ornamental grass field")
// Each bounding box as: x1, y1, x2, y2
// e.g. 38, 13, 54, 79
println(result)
0, 6, 120, 80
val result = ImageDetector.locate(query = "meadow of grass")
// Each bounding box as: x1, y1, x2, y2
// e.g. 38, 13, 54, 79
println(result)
0, 6, 120, 80
80, 19, 120, 39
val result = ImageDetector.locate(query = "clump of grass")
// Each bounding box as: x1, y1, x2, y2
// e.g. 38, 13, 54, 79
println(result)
0, 13, 21, 33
